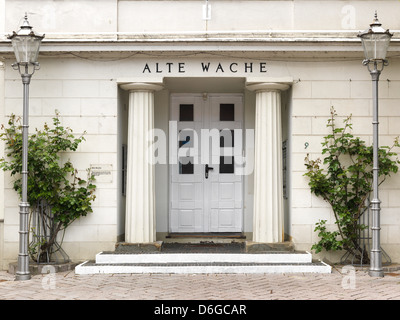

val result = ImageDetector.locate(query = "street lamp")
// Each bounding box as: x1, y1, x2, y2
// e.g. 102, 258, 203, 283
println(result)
358, 12, 393, 278
8, 14, 44, 281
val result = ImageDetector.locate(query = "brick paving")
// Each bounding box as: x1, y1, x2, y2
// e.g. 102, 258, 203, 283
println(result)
0, 267, 399, 300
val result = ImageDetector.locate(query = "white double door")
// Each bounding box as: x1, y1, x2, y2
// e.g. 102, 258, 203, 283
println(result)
170, 94, 244, 233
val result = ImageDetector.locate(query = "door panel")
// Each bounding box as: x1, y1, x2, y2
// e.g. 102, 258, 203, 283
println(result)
170, 95, 204, 232
170, 94, 243, 233
206, 95, 243, 232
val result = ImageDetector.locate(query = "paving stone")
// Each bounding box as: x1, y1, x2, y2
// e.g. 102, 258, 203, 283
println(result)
0, 269, 399, 300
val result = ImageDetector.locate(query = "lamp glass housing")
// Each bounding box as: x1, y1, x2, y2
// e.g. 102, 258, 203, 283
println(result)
11, 35, 42, 64
358, 13, 393, 62
8, 14, 44, 65
360, 32, 392, 61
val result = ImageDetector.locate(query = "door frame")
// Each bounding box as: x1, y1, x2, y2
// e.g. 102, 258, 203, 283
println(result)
168, 93, 245, 234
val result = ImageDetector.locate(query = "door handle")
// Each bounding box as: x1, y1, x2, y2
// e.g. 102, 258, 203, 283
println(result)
205, 164, 214, 179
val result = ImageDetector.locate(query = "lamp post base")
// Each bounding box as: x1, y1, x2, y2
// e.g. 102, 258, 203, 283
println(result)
15, 273, 31, 281
369, 269, 384, 278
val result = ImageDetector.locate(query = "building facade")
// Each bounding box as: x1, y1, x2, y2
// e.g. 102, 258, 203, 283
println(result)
1, 0, 400, 270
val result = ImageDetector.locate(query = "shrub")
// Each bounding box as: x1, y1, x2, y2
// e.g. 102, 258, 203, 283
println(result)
304, 108, 399, 263
0, 112, 96, 262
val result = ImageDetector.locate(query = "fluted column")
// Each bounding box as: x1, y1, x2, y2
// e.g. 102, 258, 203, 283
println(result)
247, 83, 289, 243
120, 82, 163, 243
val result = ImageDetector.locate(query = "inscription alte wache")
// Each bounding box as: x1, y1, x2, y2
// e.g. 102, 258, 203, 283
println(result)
141, 61, 267, 74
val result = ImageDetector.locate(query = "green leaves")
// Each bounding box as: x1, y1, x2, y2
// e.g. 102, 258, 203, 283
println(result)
304, 107, 400, 261
0, 113, 97, 230
311, 220, 343, 253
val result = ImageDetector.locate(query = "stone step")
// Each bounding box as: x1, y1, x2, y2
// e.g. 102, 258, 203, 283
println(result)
95, 251, 313, 264
75, 260, 332, 275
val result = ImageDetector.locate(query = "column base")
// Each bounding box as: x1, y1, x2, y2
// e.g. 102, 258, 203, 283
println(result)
245, 241, 294, 253
115, 241, 163, 253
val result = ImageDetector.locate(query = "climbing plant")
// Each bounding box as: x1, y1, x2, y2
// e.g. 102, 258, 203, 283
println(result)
0, 112, 96, 262
304, 107, 400, 263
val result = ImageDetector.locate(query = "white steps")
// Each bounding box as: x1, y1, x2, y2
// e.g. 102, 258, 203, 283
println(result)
94, 251, 312, 264
75, 251, 332, 274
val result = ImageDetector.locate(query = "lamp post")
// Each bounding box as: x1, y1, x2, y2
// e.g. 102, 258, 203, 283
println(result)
358, 12, 392, 278
8, 14, 44, 281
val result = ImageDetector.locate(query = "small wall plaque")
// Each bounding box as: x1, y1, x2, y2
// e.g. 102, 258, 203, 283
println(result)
90, 164, 113, 183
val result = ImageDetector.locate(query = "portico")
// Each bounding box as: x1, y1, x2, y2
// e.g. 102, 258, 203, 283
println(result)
119, 75, 292, 245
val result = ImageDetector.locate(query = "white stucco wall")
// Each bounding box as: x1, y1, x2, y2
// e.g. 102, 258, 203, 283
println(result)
0, 59, 5, 269
288, 59, 400, 263
2, 57, 120, 266
3, 55, 400, 266
3, 0, 400, 35
1, 0, 400, 268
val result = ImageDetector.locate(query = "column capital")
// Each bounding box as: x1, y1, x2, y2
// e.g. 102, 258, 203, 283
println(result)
246, 82, 290, 93
120, 82, 164, 92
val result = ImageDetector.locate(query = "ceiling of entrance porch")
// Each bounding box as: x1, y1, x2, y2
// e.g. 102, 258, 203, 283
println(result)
164, 77, 245, 93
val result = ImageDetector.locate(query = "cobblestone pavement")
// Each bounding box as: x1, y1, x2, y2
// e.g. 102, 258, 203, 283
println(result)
0, 267, 399, 300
